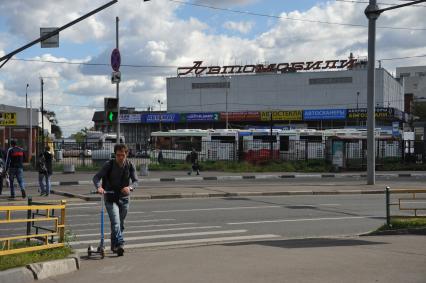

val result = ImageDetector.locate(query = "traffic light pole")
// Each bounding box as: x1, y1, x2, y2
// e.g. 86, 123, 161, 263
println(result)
116, 16, 120, 144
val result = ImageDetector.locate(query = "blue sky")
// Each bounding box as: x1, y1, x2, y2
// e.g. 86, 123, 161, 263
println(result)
0, 0, 425, 136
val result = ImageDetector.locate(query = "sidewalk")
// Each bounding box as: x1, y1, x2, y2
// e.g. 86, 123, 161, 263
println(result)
35, 235, 426, 283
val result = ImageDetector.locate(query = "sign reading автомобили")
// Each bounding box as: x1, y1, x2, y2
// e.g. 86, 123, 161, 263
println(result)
303, 109, 347, 120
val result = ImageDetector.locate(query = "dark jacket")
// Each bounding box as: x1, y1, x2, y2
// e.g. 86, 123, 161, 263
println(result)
93, 159, 138, 202
6, 146, 25, 169
190, 151, 198, 164
38, 151, 53, 175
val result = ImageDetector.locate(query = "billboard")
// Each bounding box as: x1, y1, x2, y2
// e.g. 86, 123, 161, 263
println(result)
0, 112, 17, 126
347, 108, 394, 120
303, 109, 347, 120
220, 112, 261, 122
185, 112, 219, 122
119, 114, 142, 123
143, 113, 181, 123
260, 110, 302, 121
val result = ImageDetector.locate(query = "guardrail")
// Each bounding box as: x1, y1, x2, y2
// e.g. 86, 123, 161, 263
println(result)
0, 200, 66, 256
385, 187, 426, 226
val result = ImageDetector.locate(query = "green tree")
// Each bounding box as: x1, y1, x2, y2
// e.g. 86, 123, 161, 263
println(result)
45, 110, 63, 139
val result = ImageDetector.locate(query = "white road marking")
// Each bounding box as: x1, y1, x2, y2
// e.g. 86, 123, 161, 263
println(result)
75, 226, 222, 237
67, 211, 146, 218
71, 229, 248, 245
152, 205, 281, 213
76, 234, 281, 252
69, 222, 197, 233
68, 219, 176, 228
227, 216, 375, 225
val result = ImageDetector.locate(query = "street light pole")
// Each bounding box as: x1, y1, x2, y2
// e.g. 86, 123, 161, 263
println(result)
40, 78, 45, 150
364, 0, 426, 185
116, 16, 120, 144
222, 76, 230, 129
158, 100, 163, 131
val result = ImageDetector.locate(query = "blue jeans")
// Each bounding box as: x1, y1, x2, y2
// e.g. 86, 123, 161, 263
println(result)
105, 197, 129, 248
38, 173, 51, 195
8, 168, 25, 197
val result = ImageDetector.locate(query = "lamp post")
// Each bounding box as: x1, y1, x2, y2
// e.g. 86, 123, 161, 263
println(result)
158, 99, 163, 131
26, 83, 30, 161
40, 78, 45, 149
364, 0, 426, 185
356, 91, 360, 110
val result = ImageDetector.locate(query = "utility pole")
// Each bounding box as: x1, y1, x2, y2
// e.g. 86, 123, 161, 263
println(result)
116, 16, 120, 144
364, 0, 426, 185
40, 78, 44, 150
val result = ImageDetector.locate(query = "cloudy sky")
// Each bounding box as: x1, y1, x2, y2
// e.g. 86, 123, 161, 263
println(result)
0, 0, 425, 137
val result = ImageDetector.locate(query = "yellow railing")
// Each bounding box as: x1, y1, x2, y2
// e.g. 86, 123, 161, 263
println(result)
0, 201, 66, 256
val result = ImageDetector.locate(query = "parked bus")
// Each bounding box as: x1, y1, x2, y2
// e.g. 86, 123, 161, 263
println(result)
150, 129, 239, 161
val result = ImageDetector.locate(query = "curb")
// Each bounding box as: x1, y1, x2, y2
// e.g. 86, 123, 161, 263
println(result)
21, 172, 426, 188
360, 227, 426, 236
0, 252, 79, 283
50, 188, 392, 201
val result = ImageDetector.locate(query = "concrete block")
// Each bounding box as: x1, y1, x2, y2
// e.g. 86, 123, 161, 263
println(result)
0, 267, 34, 283
27, 258, 77, 280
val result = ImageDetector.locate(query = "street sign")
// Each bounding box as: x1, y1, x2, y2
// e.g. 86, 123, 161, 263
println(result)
40, 28, 59, 48
111, 71, 121, 83
111, 48, 121, 71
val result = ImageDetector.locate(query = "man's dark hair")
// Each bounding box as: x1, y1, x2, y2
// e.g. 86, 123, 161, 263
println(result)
45, 145, 51, 151
114, 143, 128, 154
10, 140, 16, 146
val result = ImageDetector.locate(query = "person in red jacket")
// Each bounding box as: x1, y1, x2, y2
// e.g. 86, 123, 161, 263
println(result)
5, 140, 26, 199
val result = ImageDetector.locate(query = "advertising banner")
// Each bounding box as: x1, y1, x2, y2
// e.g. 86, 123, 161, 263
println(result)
119, 114, 142, 123
260, 110, 303, 121
0, 112, 17, 126
143, 113, 181, 123
185, 112, 219, 122
220, 112, 261, 121
347, 108, 394, 120
303, 109, 347, 120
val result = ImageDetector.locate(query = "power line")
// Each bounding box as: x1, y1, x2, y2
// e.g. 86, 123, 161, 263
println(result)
169, 0, 426, 31
10, 58, 177, 68
336, 0, 426, 7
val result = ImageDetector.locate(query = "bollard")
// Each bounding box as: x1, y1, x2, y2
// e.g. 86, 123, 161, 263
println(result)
385, 186, 390, 227
140, 163, 149, 176
26, 197, 32, 244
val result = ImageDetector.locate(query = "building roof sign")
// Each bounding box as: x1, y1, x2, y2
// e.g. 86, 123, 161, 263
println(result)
177, 59, 358, 77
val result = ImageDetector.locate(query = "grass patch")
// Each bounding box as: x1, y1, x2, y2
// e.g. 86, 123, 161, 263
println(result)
0, 242, 72, 271
376, 216, 426, 232
148, 160, 331, 173
0, 230, 75, 271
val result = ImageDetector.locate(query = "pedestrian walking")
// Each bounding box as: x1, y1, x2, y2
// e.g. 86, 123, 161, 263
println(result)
5, 140, 26, 199
187, 148, 200, 175
92, 144, 138, 256
38, 146, 53, 196
0, 149, 6, 195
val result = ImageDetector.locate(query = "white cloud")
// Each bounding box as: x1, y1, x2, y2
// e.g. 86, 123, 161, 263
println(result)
1, 0, 426, 136
223, 21, 254, 34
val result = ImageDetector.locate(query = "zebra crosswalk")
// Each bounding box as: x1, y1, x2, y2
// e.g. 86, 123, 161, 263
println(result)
67, 202, 280, 253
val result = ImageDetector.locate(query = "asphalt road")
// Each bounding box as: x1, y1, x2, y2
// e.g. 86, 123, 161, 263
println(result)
1, 194, 389, 252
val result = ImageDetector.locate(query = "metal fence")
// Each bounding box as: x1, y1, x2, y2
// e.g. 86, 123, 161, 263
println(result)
34, 139, 426, 171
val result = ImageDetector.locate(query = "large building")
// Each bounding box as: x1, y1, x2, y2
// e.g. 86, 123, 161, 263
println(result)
93, 58, 409, 144
396, 66, 426, 113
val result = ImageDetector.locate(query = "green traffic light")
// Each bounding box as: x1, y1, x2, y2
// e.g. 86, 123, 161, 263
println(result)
108, 112, 114, 122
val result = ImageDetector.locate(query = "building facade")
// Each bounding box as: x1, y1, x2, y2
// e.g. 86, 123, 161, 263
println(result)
0, 104, 51, 160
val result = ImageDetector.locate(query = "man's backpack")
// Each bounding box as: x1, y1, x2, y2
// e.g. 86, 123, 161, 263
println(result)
0, 159, 5, 177
38, 155, 48, 174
